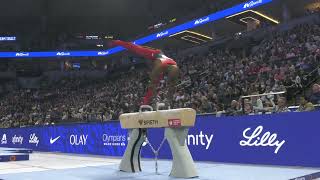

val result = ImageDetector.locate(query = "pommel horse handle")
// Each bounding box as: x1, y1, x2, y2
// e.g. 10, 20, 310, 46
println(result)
139, 105, 153, 112
140, 103, 164, 112
156, 103, 165, 111
119, 106, 198, 178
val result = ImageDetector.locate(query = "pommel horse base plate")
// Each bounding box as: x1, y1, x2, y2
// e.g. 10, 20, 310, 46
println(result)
119, 108, 198, 178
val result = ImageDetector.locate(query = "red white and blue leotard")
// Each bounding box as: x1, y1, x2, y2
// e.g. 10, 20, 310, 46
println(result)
111, 40, 177, 105
111, 40, 177, 68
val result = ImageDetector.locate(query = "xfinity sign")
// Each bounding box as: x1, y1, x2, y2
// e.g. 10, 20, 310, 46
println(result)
156, 31, 169, 38
187, 131, 214, 150
243, 0, 263, 9
97, 51, 109, 56
12, 135, 23, 145
15, 53, 29, 57
57, 52, 71, 56
194, 17, 210, 25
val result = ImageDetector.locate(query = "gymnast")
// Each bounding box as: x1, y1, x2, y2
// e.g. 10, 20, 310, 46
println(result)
110, 40, 179, 107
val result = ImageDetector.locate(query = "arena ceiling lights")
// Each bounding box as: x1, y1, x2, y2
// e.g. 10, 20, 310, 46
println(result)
0, 0, 273, 58
169, 30, 213, 44
226, 10, 279, 26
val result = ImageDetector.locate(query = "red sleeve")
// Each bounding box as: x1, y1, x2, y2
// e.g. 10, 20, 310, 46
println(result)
112, 40, 161, 60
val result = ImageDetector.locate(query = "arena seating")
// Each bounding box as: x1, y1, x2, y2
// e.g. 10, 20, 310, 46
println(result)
0, 14, 319, 128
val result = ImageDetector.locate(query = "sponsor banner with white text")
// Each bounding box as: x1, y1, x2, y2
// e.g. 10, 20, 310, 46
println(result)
0, 111, 319, 167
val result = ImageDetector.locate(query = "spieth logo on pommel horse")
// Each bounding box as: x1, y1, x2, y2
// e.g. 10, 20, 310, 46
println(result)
119, 104, 198, 178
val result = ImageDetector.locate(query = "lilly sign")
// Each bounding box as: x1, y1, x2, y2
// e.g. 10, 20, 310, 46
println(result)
0, 0, 272, 58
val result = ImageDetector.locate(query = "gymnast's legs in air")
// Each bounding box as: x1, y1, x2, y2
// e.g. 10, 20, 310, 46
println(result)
110, 40, 179, 106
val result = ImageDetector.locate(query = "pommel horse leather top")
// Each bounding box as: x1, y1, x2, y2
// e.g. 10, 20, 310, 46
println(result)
119, 107, 196, 129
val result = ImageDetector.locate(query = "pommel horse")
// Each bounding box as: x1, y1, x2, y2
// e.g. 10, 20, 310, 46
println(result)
119, 103, 198, 178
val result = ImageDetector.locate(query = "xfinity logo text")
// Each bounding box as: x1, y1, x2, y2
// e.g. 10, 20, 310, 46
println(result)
243, 0, 263, 9
57, 52, 71, 56
12, 135, 23, 145
103, 134, 126, 146
29, 133, 39, 146
15, 53, 29, 57
194, 17, 210, 25
240, 126, 285, 154
70, 134, 88, 146
187, 131, 213, 150
97, 51, 109, 56
1, 134, 7, 144
156, 31, 169, 38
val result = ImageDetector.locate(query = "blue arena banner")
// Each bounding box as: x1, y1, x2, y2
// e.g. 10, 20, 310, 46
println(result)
0, 122, 128, 156
2, 110, 319, 167
0, 0, 272, 58
143, 111, 320, 167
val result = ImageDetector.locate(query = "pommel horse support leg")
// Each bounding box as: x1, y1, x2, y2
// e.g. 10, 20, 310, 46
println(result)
119, 128, 146, 172
165, 128, 197, 178
119, 104, 198, 178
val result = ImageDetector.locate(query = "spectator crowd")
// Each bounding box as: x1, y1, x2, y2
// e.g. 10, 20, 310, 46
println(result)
0, 20, 320, 128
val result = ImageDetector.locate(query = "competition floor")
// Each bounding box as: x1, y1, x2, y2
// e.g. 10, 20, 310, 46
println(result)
0, 152, 319, 180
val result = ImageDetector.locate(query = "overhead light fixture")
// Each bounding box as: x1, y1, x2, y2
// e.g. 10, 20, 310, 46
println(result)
169, 30, 213, 40
169, 30, 212, 44
226, 10, 279, 24
252, 10, 279, 24
181, 36, 201, 44
240, 17, 261, 24
182, 35, 207, 42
